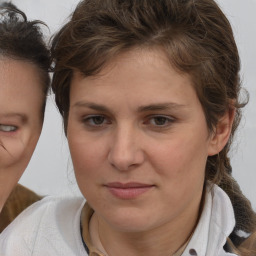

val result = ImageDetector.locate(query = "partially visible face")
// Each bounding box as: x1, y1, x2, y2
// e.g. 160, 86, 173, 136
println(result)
68, 49, 215, 233
0, 58, 44, 209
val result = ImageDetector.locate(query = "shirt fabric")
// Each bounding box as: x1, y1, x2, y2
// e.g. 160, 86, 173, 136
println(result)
0, 184, 239, 256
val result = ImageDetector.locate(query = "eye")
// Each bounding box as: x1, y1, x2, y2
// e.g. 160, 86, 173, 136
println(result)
145, 115, 174, 127
0, 124, 17, 132
83, 115, 110, 127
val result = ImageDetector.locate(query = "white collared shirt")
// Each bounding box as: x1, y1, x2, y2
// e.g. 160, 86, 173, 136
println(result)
0, 185, 239, 256
182, 184, 238, 256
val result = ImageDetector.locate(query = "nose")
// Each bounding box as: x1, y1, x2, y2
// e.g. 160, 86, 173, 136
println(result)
108, 125, 144, 171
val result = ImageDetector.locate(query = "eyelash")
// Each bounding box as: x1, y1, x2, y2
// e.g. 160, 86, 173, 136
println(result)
145, 115, 175, 128
82, 114, 175, 129
0, 124, 18, 133
82, 115, 111, 127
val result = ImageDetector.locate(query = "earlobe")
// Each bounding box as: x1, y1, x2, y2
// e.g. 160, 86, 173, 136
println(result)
208, 108, 236, 156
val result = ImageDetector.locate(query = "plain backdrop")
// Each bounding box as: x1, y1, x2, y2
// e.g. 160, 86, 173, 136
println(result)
6, 0, 256, 208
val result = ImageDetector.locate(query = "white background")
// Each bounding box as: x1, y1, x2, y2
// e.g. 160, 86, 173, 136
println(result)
6, 0, 256, 208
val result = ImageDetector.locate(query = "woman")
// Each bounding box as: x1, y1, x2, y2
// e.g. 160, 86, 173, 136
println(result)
0, 3, 50, 212
1, 0, 255, 255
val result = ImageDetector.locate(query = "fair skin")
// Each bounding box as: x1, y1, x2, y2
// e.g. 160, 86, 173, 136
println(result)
67, 48, 233, 256
0, 57, 44, 211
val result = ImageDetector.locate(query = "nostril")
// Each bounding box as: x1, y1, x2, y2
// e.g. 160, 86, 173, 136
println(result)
108, 151, 143, 172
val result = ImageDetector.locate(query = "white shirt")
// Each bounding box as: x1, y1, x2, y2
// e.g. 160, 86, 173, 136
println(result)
0, 185, 238, 256
0, 197, 87, 256
182, 184, 238, 256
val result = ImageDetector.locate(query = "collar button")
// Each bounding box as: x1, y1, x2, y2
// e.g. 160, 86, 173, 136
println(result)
189, 249, 197, 255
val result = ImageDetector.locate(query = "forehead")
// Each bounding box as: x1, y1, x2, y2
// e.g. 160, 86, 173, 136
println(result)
0, 57, 44, 118
70, 48, 200, 111
0, 57, 42, 92
73, 48, 191, 86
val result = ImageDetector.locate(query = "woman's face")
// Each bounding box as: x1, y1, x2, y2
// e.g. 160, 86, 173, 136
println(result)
0, 58, 43, 209
68, 49, 216, 233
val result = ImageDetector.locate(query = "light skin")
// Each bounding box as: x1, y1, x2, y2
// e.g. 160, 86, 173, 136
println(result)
67, 48, 234, 255
0, 57, 44, 211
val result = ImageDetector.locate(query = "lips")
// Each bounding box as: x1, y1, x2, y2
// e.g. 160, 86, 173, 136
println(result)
105, 182, 154, 199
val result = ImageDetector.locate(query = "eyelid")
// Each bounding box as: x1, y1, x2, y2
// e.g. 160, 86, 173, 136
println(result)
144, 114, 175, 126
82, 114, 111, 127
146, 114, 175, 121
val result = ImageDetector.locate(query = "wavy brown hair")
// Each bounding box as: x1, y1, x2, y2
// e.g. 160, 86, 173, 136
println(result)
51, 0, 256, 254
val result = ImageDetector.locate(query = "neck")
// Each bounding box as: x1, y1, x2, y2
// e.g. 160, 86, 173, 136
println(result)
93, 203, 201, 256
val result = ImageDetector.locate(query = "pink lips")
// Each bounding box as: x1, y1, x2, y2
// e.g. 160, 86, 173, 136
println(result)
105, 182, 154, 199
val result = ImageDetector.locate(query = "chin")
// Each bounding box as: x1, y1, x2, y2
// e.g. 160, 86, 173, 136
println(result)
102, 209, 157, 233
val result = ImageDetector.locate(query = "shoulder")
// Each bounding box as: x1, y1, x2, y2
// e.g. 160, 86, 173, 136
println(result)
2, 195, 85, 232
0, 196, 86, 256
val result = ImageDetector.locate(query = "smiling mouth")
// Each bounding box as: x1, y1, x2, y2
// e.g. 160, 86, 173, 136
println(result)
105, 182, 155, 200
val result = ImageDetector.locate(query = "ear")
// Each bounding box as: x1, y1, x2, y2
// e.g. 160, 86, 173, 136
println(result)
208, 108, 236, 156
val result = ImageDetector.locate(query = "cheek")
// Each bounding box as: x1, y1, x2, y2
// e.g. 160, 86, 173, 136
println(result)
68, 134, 107, 180
146, 136, 207, 214
0, 137, 29, 168
68, 136, 108, 204
148, 133, 208, 183
0, 122, 41, 170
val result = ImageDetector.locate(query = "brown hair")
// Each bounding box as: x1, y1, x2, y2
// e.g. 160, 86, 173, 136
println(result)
51, 0, 256, 253
0, 184, 42, 233
0, 3, 50, 117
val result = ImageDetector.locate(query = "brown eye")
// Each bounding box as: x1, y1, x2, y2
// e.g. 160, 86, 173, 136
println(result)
148, 116, 174, 126
91, 116, 105, 125
82, 115, 110, 127
152, 117, 168, 126
143, 115, 175, 129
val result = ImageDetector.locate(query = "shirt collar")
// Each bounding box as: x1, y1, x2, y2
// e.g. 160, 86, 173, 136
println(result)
182, 184, 236, 256
81, 204, 105, 256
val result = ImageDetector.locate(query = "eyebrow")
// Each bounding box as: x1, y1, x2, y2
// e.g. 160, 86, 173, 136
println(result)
0, 113, 28, 123
137, 103, 187, 112
73, 101, 187, 113
73, 102, 110, 112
